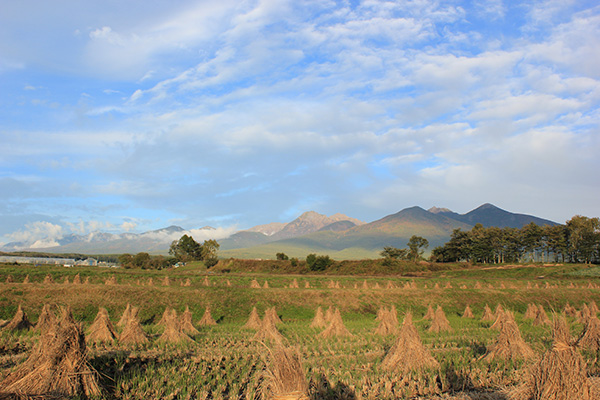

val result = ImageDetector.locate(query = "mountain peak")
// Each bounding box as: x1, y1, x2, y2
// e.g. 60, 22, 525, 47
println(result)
428, 206, 453, 214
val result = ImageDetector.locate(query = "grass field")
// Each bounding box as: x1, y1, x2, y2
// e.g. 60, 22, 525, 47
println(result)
1, 261, 599, 399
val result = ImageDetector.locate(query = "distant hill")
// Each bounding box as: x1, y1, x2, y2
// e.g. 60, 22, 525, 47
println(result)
429, 203, 559, 228
221, 204, 560, 260
2, 203, 560, 258
219, 211, 363, 250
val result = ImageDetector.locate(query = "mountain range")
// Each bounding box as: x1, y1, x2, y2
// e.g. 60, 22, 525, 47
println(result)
1, 203, 559, 259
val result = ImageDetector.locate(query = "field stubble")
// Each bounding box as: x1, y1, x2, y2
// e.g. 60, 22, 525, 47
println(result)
1, 263, 600, 399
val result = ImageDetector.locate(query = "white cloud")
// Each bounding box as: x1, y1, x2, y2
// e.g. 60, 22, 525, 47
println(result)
6, 221, 64, 246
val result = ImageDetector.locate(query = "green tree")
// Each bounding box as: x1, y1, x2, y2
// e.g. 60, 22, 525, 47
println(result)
132, 252, 151, 269
201, 239, 220, 267
118, 253, 133, 268
276, 252, 289, 261
169, 235, 202, 262
309, 255, 333, 271
407, 235, 428, 262
380, 246, 408, 260
566, 216, 600, 263
544, 224, 567, 262
306, 254, 317, 269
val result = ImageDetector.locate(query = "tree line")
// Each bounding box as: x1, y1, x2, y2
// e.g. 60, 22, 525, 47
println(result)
431, 215, 600, 264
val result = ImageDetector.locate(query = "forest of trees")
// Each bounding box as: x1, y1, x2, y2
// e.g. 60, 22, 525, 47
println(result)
431, 215, 600, 264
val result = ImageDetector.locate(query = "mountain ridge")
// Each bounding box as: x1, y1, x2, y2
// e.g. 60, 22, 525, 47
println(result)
1, 204, 560, 257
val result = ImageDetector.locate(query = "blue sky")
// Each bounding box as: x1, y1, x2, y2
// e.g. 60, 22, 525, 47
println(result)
1, 0, 599, 247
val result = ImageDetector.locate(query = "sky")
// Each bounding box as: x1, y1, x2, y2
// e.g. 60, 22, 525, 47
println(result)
1, 0, 599, 247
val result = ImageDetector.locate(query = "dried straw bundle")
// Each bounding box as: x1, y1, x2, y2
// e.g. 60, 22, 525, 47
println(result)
490, 308, 506, 330
203, 276, 210, 287
484, 311, 534, 362
72, 273, 81, 284
324, 306, 334, 323
181, 306, 200, 335
261, 344, 309, 400
104, 276, 116, 285
87, 307, 117, 344
381, 312, 438, 372
22, 275, 30, 284
474, 281, 482, 289
524, 303, 538, 320
244, 306, 262, 329
563, 302, 577, 318
36, 304, 56, 332
423, 305, 435, 320
268, 307, 282, 324
374, 307, 398, 335
250, 279, 261, 288
390, 305, 399, 326
578, 303, 592, 325
289, 279, 299, 288
162, 276, 171, 286
481, 304, 495, 322
119, 306, 149, 345
444, 282, 452, 289
577, 314, 600, 351
428, 306, 452, 333
226, 279, 232, 287
158, 308, 193, 344
362, 280, 369, 289
83, 276, 90, 284
43, 274, 54, 284
0, 308, 101, 398
386, 281, 396, 289
304, 281, 310, 289
462, 305, 474, 319
589, 301, 599, 316
510, 316, 590, 400
117, 303, 132, 328
63, 276, 70, 284
147, 277, 154, 286
3, 304, 32, 331
327, 280, 335, 289
263, 280, 270, 289
182, 278, 192, 287
310, 307, 327, 329
253, 309, 284, 343
494, 304, 504, 318
5, 275, 13, 283
157, 307, 175, 327
319, 309, 351, 338
198, 306, 217, 326
533, 305, 551, 326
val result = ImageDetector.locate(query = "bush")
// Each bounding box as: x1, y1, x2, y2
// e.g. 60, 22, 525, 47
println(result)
308, 255, 333, 271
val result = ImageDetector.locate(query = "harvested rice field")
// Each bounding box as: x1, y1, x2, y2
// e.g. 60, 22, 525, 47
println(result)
1, 262, 600, 399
